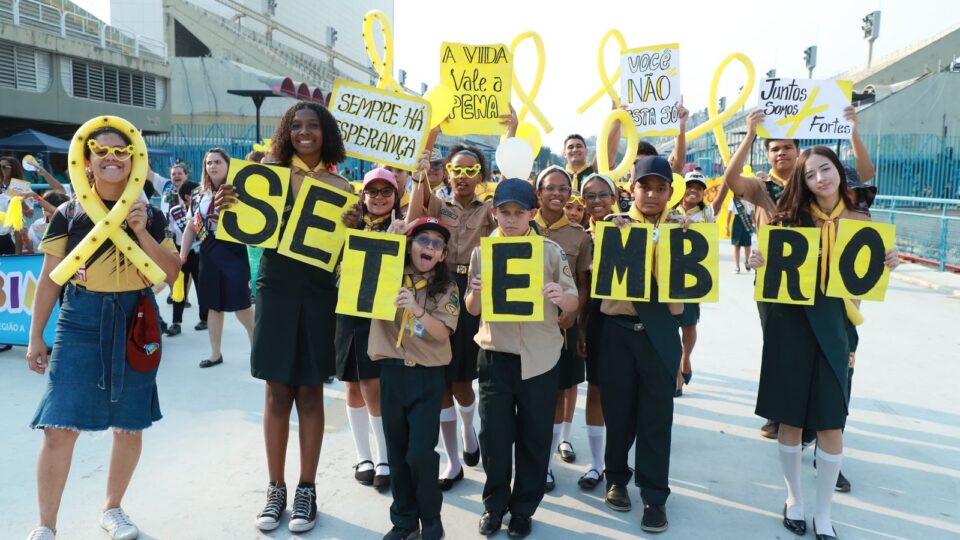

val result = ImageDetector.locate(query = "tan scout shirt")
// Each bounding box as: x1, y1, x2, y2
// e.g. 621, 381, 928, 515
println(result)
426, 192, 497, 267
541, 223, 592, 277
732, 174, 786, 231
469, 237, 579, 380
367, 268, 460, 366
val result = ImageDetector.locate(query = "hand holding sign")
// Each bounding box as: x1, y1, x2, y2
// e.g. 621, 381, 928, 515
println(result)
542, 282, 565, 305
756, 78, 853, 139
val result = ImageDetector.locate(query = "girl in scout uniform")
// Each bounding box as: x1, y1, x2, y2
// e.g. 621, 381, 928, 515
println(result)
336, 167, 403, 492
216, 102, 358, 533
748, 146, 898, 540
367, 217, 460, 540
406, 144, 497, 490
25, 125, 181, 540
564, 192, 589, 227
465, 178, 579, 538
534, 166, 591, 491
178, 148, 255, 368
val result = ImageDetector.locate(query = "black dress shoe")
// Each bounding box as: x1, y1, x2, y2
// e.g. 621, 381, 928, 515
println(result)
373, 463, 390, 492
577, 469, 604, 490
558, 441, 576, 463
198, 356, 223, 368
354, 460, 375, 485
507, 514, 532, 538
813, 518, 838, 539
782, 504, 807, 535
438, 466, 463, 491
194, 320, 208, 331
682, 370, 692, 384
835, 470, 851, 492
544, 470, 555, 493
604, 484, 632, 512
674, 387, 683, 397
478, 510, 503, 536
164, 323, 181, 337
641, 504, 668, 533
463, 428, 481, 466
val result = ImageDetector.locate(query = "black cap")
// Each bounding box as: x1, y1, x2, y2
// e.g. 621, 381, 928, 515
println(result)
633, 156, 673, 184
493, 178, 538, 210
406, 217, 451, 242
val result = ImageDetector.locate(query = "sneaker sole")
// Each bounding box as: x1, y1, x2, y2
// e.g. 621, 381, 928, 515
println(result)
256, 519, 281, 531
640, 522, 669, 533
289, 519, 317, 533
604, 499, 632, 512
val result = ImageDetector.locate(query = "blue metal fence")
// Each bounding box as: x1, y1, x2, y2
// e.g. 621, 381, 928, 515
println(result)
872, 195, 960, 272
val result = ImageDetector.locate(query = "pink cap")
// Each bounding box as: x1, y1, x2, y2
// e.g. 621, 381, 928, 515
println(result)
363, 167, 398, 191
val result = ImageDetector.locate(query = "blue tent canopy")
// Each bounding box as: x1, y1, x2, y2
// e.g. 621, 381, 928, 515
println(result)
0, 129, 70, 153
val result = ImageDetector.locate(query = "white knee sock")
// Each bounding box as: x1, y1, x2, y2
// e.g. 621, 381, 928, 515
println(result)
549, 423, 562, 469
561, 421, 573, 444
779, 442, 804, 520
457, 401, 479, 453
439, 406, 461, 478
814, 448, 843, 534
347, 404, 372, 471
369, 414, 389, 475
587, 425, 605, 475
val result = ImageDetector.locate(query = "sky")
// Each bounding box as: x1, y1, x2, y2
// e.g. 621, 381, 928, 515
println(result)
76, 0, 959, 151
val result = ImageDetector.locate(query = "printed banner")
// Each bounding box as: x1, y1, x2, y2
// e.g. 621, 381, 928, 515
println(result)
757, 78, 853, 139
336, 230, 406, 319
620, 44, 682, 137
480, 236, 543, 322
215, 159, 289, 248
0, 255, 58, 346
440, 42, 513, 136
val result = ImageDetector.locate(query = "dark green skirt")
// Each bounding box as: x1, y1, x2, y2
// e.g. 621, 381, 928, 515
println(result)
674, 303, 700, 327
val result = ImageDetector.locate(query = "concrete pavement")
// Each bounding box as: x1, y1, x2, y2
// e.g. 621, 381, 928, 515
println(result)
2, 245, 958, 540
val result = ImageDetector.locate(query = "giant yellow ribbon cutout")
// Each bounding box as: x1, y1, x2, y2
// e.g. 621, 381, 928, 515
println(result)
509, 31, 552, 133
685, 53, 756, 166
596, 109, 639, 181
49, 116, 167, 286
362, 10, 403, 94
577, 29, 627, 114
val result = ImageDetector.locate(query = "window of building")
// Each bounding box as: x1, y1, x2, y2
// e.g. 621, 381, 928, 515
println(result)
61, 58, 164, 109
0, 41, 53, 92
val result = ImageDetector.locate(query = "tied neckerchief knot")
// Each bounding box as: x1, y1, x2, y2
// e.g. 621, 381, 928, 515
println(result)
396, 275, 429, 348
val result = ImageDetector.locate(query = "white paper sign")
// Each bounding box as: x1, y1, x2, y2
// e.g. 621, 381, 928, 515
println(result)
757, 78, 853, 140
619, 44, 681, 137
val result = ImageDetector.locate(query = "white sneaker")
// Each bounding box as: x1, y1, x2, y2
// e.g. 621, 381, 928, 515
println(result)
26, 527, 56, 540
99, 507, 139, 540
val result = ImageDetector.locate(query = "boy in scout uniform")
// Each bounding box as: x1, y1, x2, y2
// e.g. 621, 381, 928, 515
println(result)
464, 178, 580, 538
599, 156, 683, 533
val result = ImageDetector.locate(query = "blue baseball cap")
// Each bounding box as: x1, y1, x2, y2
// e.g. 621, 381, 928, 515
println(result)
493, 178, 538, 210
633, 156, 673, 184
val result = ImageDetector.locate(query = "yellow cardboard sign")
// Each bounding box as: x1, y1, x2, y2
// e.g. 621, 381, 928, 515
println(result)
590, 222, 653, 302
826, 221, 896, 301
440, 42, 513, 136
480, 236, 543, 322
336, 230, 406, 319
277, 179, 359, 271
215, 159, 289, 248
329, 79, 431, 172
754, 226, 820, 305
658, 223, 720, 303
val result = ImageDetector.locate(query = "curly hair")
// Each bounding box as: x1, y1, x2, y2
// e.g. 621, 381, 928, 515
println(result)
270, 102, 346, 167
445, 144, 490, 181
773, 146, 857, 226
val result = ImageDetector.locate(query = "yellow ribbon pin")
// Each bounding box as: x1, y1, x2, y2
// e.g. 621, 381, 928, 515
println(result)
685, 53, 757, 166
509, 31, 552, 133
362, 10, 403, 94
49, 116, 167, 286
577, 29, 627, 114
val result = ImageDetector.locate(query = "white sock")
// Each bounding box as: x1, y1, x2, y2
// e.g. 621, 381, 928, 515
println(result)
587, 425, 605, 475
369, 414, 389, 475
779, 442, 804, 520
439, 406, 461, 479
561, 420, 573, 444
549, 423, 562, 468
347, 404, 372, 470
814, 447, 843, 534
457, 401, 479, 453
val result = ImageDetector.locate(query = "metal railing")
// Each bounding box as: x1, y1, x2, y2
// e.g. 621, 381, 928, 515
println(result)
872, 195, 960, 271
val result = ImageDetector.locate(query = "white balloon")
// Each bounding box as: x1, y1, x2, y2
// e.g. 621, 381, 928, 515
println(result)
495, 137, 534, 180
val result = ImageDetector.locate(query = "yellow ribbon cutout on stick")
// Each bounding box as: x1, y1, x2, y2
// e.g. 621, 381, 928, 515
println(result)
49, 116, 167, 286
577, 29, 627, 114
685, 53, 756, 166
362, 10, 403, 94
509, 31, 552, 133
596, 109, 639, 182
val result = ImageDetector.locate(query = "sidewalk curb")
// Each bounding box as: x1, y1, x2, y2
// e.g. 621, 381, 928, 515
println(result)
890, 271, 960, 298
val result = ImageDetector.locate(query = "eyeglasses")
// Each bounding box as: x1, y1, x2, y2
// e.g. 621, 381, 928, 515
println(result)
445, 163, 481, 178
364, 187, 396, 199
541, 185, 572, 194
583, 192, 614, 202
414, 235, 446, 251
87, 139, 135, 161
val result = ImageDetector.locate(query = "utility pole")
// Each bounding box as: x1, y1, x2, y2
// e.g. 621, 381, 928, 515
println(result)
861, 10, 881, 68
803, 46, 817, 78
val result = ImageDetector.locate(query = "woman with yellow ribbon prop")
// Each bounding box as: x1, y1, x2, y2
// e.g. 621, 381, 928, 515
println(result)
23, 116, 181, 540
747, 146, 898, 540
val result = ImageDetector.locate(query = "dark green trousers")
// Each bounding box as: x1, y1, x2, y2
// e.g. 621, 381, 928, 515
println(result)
599, 319, 674, 506
478, 349, 559, 517
380, 361, 445, 529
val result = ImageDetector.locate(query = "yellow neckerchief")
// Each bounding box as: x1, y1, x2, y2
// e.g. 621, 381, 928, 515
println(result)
566, 162, 591, 190
291, 155, 326, 177
808, 200, 846, 294
362, 213, 391, 231
396, 274, 430, 348
628, 204, 671, 282
677, 203, 706, 219
534, 211, 570, 237
769, 169, 789, 185
492, 226, 539, 237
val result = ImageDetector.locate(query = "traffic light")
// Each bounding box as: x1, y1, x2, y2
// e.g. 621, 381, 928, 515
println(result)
399, 69, 407, 86
861, 11, 881, 41
803, 46, 817, 71
718, 96, 726, 113
326, 26, 338, 48
766, 69, 777, 79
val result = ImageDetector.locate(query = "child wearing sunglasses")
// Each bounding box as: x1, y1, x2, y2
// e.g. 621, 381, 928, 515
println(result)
366, 217, 459, 540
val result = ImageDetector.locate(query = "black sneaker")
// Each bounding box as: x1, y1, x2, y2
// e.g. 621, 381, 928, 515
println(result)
835, 470, 851, 492
420, 517, 445, 540
195, 320, 208, 331
383, 525, 419, 540
164, 323, 181, 337
255, 482, 286, 531
641, 504, 668, 533
288, 482, 317, 532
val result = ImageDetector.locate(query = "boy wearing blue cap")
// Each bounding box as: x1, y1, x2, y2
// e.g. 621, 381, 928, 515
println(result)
464, 178, 579, 538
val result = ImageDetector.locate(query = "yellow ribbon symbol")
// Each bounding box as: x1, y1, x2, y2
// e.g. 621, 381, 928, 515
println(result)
509, 31, 552, 133
596, 109, 639, 181
772, 87, 829, 138
362, 10, 403, 94
577, 29, 627, 114
685, 52, 756, 166
49, 116, 167, 286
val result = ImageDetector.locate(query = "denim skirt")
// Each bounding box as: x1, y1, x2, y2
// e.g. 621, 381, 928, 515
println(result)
30, 284, 162, 432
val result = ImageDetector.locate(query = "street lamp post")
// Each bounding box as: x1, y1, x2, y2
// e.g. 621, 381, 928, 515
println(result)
803, 45, 817, 78
862, 11, 881, 68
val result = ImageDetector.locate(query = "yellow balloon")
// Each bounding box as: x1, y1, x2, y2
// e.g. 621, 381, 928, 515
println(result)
500, 121, 542, 157
667, 173, 686, 207
577, 29, 626, 114
685, 53, 756, 166
362, 10, 403, 93
3, 195, 24, 231
50, 115, 167, 286
172, 271, 185, 302
743, 164, 754, 177
509, 31, 553, 133
597, 109, 638, 182
424, 85, 455, 128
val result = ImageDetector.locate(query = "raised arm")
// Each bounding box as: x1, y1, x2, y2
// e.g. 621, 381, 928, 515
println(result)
723, 109, 764, 196
668, 97, 689, 174
845, 106, 876, 183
